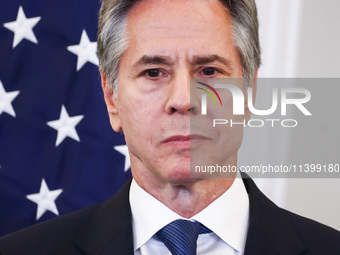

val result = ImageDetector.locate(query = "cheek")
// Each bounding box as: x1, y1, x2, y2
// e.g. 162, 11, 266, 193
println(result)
120, 82, 170, 123
119, 101, 147, 134
119, 104, 149, 158
216, 120, 244, 143
118, 95, 162, 142
209, 91, 245, 152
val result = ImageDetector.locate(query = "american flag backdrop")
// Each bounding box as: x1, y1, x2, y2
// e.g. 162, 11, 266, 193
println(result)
0, 0, 131, 237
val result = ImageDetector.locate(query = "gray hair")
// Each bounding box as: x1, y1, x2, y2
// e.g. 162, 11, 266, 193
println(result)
97, 0, 261, 92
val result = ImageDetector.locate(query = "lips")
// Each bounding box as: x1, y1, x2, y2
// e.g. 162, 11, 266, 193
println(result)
161, 135, 209, 145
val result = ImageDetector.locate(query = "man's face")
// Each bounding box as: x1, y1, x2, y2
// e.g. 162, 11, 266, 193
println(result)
103, 0, 251, 187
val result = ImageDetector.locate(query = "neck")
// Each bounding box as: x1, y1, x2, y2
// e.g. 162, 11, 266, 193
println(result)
133, 172, 236, 218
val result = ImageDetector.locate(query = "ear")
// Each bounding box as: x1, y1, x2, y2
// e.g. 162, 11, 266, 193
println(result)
100, 71, 122, 132
244, 70, 258, 121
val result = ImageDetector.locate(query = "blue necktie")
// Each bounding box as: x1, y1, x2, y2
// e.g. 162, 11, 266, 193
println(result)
156, 219, 212, 255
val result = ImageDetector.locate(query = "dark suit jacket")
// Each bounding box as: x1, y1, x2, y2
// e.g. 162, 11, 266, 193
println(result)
1, 176, 340, 255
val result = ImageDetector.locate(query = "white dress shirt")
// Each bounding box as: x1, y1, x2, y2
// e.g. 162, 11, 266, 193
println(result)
129, 175, 250, 255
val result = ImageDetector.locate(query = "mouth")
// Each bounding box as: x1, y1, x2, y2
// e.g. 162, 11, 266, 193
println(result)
161, 135, 209, 146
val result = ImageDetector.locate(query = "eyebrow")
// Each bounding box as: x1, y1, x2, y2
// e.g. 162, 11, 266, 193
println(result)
190, 54, 231, 68
132, 54, 232, 71
133, 55, 174, 67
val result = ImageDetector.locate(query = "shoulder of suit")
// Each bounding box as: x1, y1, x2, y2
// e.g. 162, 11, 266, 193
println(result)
0, 179, 133, 255
242, 175, 340, 254
282, 207, 340, 245
264, 199, 340, 254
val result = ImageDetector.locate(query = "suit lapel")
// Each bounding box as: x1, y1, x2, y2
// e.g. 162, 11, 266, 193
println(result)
74, 179, 134, 255
242, 174, 305, 255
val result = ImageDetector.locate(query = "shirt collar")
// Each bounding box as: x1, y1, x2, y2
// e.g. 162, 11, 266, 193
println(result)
129, 180, 182, 251
194, 176, 249, 253
129, 174, 249, 254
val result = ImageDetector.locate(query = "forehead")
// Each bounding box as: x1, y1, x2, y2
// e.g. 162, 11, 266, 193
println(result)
127, 0, 230, 27
126, 0, 234, 56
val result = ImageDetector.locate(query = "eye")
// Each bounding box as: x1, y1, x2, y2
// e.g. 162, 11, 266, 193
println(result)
144, 69, 163, 78
199, 67, 220, 76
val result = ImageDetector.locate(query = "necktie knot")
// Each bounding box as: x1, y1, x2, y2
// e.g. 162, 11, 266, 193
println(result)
156, 219, 211, 255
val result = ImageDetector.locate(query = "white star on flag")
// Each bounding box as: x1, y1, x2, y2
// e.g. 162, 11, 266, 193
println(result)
47, 105, 84, 146
67, 29, 99, 71
3, 6, 41, 48
0, 80, 20, 117
26, 179, 63, 221
114, 145, 131, 172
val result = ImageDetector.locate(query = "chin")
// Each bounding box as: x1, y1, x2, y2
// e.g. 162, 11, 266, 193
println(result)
164, 165, 199, 184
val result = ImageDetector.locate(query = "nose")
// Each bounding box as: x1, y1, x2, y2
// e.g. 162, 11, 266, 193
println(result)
165, 70, 191, 114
